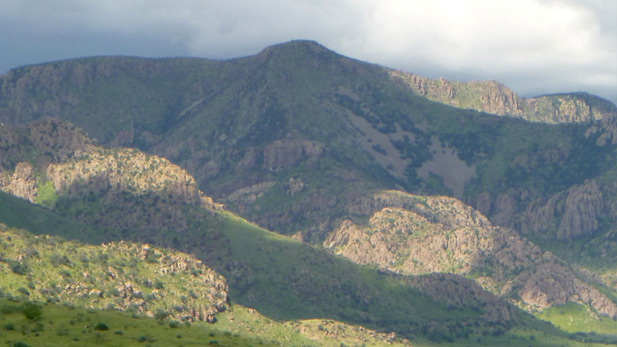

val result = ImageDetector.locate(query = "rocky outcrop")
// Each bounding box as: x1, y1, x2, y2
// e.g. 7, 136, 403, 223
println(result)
472, 180, 604, 241
46, 148, 201, 203
0, 228, 229, 322
557, 180, 603, 239
0, 117, 94, 171
326, 190, 617, 317
390, 70, 616, 124
263, 139, 324, 172
0, 123, 224, 236
518, 261, 617, 317
407, 273, 518, 324
287, 319, 410, 346
1, 162, 37, 202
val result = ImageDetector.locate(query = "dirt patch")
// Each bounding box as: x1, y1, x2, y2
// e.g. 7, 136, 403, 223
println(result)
417, 136, 475, 197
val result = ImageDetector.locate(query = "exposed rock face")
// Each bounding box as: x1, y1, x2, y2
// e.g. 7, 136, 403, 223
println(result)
1, 162, 37, 202
406, 273, 517, 324
472, 180, 604, 241
326, 190, 617, 317
0, 123, 224, 235
557, 180, 603, 239
0, 117, 94, 171
590, 112, 617, 146
390, 70, 616, 124
263, 139, 324, 172
518, 261, 616, 317
0, 229, 229, 322
47, 148, 201, 203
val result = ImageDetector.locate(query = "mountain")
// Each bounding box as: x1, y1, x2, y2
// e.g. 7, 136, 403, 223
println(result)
0, 118, 535, 344
390, 70, 617, 123
1, 40, 615, 244
2, 117, 617, 345
2, 40, 617, 344
3, 40, 617, 273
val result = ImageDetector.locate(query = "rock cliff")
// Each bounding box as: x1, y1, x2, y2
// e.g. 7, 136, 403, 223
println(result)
325, 191, 617, 317
474, 179, 605, 241
391, 70, 617, 124
0, 119, 224, 237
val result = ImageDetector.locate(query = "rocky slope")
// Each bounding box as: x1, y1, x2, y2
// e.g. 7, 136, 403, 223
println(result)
0, 118, 534, 342
325, 190, 617, 318
0, 226, 229, 323
1, 41, 616, 251
390, 70, 617, 124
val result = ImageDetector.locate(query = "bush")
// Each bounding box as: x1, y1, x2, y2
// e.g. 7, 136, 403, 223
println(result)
22, 302, 42, 320
154, 280, 164, 290
154, 308, 170, 321
94, 322, 109, 331
1, 303, 20, 314
12, 342, 29, 347
10, 261, 29, 275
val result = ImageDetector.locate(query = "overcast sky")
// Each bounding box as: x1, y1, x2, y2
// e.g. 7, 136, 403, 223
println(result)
1, 0, 616, 103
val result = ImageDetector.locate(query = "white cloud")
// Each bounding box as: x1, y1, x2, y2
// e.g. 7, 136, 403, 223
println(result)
0, 0, 615, 102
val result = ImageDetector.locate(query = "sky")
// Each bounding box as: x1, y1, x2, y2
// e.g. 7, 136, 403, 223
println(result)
1, 0, 616, 103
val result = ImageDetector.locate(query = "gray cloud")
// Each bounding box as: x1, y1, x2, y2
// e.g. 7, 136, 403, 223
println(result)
1, 0, 615, 103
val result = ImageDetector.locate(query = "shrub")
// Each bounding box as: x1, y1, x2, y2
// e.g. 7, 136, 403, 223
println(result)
56, 327, 70, 336
94, 322, 109, 331
1, 303, 20, 314
154, 308, 170, 321
50, 253, 71, 267
10, 261, 29, 275
154, 280, 164, 290
22, 302, 42, 320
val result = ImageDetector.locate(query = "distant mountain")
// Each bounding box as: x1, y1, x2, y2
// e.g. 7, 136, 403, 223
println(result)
391, 70, 617, 123
2, 40, 617, 343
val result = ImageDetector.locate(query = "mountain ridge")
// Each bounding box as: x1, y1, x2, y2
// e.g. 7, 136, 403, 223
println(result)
390, 70, 617, 123
2, 40, 617, 343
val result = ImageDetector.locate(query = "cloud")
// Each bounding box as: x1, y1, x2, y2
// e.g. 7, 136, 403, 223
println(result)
0, 0, 615, 103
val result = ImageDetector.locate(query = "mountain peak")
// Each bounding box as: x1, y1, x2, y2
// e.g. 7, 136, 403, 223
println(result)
257, 40, 339, 60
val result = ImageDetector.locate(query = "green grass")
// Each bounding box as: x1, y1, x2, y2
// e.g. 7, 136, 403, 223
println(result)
0, 191, 113, 244
536, 303, 617, 336
0, 298, 266, 347
35, 180, 58, 208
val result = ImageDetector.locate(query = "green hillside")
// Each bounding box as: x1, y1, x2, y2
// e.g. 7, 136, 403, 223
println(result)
2, 40, 617, 345
1, 41, 615, 246
1, 198, 612, 346
0, 187, 518, 342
